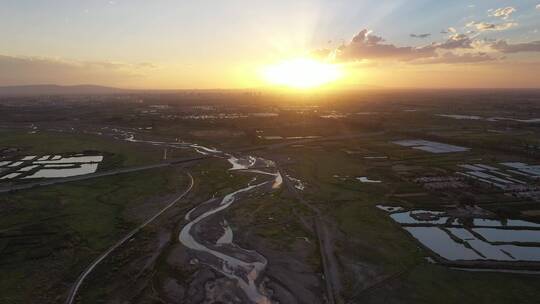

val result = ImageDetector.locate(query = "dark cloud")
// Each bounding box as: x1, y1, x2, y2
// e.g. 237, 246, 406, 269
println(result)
410, 33, 431, 39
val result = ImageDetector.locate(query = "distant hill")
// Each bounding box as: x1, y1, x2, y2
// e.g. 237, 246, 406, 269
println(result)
0, 84, 132, 96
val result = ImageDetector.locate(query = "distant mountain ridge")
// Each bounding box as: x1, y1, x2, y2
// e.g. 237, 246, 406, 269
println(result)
0, 84, 132, 96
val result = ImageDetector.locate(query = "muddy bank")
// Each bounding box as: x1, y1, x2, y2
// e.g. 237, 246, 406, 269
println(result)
160, 230, 324, 304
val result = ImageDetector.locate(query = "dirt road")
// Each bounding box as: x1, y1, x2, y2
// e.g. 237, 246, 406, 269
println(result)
64, 170, 194, 304
280, 168, 343, 304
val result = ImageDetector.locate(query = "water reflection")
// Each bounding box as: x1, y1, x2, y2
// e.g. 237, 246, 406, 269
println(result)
379, 206, 540, 263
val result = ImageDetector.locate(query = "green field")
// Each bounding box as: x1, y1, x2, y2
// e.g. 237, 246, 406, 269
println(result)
0, 130, 165, 167
273, 136, 540, 303
0, 131, 192, 303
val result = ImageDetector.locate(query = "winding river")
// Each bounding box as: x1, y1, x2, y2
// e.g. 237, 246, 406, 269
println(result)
179, 153, 281, 303
115, 130, 281, 303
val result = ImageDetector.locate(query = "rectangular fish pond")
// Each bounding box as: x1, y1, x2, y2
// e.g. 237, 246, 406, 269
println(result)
377, 205, 540, 269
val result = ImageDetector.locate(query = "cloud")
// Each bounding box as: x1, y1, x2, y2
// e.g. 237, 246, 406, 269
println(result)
441, 27, 457, 34
466, 21, 517, 32
489, 7, 516, 20
316, 28, 540, 66
433, 33, 473, 49
0, 55, 152, 86
310, 48, 333, 59
537, 4, 540, 10
413, 52, 497, 64
490, 40, 540, 53
333, 30, 436, 62
318, 29, 479, 64
410, 33, 431, 39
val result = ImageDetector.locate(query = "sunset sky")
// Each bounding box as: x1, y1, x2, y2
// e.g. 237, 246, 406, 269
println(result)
1, 0, 540, 89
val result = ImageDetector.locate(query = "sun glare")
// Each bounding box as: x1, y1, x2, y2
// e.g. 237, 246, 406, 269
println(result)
262, 58, 343, 89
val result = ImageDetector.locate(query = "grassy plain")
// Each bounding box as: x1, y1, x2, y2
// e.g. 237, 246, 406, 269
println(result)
272, 135, 540, 303
0, 131, 189, 303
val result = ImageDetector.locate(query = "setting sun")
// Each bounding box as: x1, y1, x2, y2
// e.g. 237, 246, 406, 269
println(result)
262, 58, 343, 89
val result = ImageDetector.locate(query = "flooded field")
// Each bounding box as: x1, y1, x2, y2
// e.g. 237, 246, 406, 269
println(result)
320, 113, 349, 119
437, 114, 540, 123
501, 162, 540, 178
456, 162, 540, 201
181, 112, 279, 120
379, 206, 540, 265
0, 154, 103, 180
357, 177, 382, 183
437, 114, 483, 120
258, 135, 321, 141
393, 139, 470, 153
